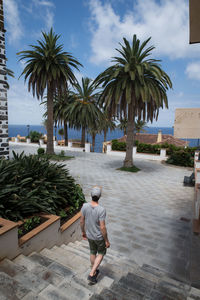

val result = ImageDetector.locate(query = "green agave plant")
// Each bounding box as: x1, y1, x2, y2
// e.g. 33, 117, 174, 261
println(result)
0, 152, 85, 221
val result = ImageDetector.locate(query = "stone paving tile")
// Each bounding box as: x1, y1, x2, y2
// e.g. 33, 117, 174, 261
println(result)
10, 144, 195, 282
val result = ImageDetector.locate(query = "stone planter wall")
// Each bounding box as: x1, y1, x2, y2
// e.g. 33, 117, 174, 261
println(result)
105, 145, 168, 161
0, 1, 9, 159
193, 151, 200, 233
0, 212, 81, 260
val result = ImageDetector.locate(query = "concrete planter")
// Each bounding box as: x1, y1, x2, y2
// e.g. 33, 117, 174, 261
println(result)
85, 143, 90, 153
26, 138, 31, 144
0, 211, 81, 260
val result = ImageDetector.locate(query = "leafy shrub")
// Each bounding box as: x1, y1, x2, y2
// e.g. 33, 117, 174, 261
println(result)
37, 148, 45, 155
0, 151, 85, 221
166, 150, 194, 167
112, 139, 126, 151
29, 131, 43, 143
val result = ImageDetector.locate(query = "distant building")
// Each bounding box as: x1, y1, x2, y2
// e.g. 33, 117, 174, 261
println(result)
0, 0, 8, 159
117, 130, 188, 147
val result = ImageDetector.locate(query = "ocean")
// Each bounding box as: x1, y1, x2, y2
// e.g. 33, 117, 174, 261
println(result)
8, 125, 198, 153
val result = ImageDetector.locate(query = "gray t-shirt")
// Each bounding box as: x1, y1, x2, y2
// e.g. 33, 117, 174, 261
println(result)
81, 202, 106, 240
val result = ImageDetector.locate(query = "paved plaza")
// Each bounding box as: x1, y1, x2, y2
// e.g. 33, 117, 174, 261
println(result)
10, 144, 196, 283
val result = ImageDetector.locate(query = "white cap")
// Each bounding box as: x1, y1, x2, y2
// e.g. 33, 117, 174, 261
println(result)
91, 186, 102, 198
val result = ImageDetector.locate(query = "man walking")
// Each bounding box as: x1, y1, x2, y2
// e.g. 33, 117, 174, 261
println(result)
80, 186, 110, 284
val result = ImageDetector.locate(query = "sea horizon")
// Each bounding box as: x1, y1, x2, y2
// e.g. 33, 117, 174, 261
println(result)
8, 124, 198, 152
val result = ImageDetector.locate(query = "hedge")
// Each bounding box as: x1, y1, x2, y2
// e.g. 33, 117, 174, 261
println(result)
111, 139, 196, 167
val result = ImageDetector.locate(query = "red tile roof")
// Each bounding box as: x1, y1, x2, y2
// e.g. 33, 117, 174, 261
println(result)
117, 133, 188, 147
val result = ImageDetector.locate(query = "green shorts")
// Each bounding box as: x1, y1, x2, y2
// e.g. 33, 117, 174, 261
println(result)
88, 239, 106, 256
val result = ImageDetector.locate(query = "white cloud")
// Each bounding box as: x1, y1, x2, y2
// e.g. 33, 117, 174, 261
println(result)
4, 0, 23, 45
88, 0, 200, 65
35, 0, 54, 7
45, 10, 54, 30
185, 62, 200, 81
8, 80, 45, 125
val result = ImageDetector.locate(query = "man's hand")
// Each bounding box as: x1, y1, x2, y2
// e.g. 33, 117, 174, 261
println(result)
105, 240, 110, 248
82, 232, 87, 240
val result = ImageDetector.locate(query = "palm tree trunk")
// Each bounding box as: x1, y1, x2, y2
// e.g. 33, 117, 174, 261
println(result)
104, 129, 107, 142
81, 126, 85, 147
46, 84, 54, 154
124, 102, 135, 167
64, 121, 68, 146
92, 133, 96, 152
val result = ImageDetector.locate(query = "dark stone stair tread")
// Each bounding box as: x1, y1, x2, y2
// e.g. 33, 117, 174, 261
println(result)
145, 289, 176, 300
112, 284, 144, 299
0, 259, 26, 277
29, 253, 54, 267
0, 271, 30, 299
142, 264, 189, 285
98, 287, 143, 300
118, 273, 154, 295
156, 280, 188, 300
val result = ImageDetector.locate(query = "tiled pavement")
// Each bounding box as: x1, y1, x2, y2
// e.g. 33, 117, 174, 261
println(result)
10, 144, 196, 283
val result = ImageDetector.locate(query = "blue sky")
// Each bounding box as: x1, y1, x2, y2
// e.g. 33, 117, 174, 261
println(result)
4, 0, 200, 126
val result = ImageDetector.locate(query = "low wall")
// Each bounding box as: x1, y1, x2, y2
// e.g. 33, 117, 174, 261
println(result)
193, 151, 200, 233
0, 213, 81, 260
105, 145, 167, 161
9, 141, 89, 153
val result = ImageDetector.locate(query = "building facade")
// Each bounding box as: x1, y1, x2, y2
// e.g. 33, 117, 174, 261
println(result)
0, 0, 9, 159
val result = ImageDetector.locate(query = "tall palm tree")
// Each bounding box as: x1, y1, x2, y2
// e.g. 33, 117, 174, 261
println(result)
17, 28, 82, 154
66, 77, 103, 147
53, 91, 74, 146
100, 111, 116, 142
95, 35, 172, 167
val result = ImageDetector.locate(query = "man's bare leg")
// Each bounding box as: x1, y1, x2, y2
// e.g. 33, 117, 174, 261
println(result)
90, 254, 96, 268
89, 254, 103, 276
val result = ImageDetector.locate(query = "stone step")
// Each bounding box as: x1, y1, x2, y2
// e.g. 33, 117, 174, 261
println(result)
66, 242, 118, 263
5, 258, 49, 294
0, 271, 31, 299
73, 268, 114, 295
13, 253, 67, 287
91, 286, 144, 300
13, 254, 39, 271
21, 291, 47, 300
58, 277, 93, 300
29, 252, 75, 279
40, 247, 89, 274
39, 283, 74, 300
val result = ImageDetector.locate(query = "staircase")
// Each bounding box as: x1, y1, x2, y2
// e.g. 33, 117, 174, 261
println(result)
0, 240, 200, 300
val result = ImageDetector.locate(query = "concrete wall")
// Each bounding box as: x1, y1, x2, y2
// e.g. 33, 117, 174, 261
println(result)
0, 214, 81, 260
0, 0, 8, 159
106, 146, 167, 161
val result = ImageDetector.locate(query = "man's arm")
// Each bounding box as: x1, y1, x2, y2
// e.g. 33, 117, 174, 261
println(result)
80, 214, 87, 239
100, 220, 110, 248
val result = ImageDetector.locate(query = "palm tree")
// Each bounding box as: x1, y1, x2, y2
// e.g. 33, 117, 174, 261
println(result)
66, 77, 103, 147
117, 118, 128, 136
95, 35, 172, 167
58, 128, 64, 141
100, 111, 116, 142
88, 124, 100, 152
53, 91, 74, 146
17, 28, 82, 154
135, 119, 148, 133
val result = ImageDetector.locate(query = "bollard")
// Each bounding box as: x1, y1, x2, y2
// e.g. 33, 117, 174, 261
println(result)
107, 144, 111, 153
160, 149, 166, 158
85, 143, 90, 152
